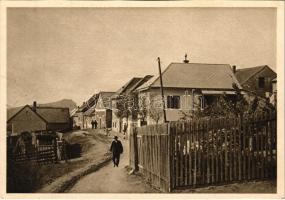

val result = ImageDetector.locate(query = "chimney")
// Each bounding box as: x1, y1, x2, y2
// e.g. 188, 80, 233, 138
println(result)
232, 65, 237, 73
183, 53, 189, 63
32, 101, 37, 112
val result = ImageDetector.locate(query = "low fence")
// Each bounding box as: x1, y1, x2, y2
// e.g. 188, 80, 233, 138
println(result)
7, 142, 67, 165
130, 111, 277, 192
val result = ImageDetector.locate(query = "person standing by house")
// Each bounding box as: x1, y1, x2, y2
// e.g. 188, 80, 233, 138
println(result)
91, 119, 94, 129
94, 120, 98, 129
109, 136, 123, 167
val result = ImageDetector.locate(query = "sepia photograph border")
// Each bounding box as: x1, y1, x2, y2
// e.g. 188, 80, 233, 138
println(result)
0, 1, 284, 199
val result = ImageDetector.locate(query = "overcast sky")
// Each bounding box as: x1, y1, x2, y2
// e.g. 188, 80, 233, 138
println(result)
7, 7, 276, 107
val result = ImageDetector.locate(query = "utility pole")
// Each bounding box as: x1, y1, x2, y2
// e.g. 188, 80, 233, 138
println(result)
157, 57, 167, 123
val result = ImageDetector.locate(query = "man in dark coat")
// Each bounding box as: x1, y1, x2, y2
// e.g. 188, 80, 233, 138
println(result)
94, 120, 98, 129
110, 136, 123, 167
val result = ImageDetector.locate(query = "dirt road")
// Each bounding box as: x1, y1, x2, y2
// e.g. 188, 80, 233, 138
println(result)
68, 134, 157, 193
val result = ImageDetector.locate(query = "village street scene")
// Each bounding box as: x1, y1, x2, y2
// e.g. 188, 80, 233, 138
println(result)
6, 7, 278, 194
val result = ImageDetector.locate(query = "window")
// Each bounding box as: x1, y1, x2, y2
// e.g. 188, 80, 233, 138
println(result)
167, 96, 180, 109
258, 77, 265, 88
181, 95, 192, 110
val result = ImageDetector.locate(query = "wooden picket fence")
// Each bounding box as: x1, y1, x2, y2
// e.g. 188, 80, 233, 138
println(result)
130, 111, 277, 192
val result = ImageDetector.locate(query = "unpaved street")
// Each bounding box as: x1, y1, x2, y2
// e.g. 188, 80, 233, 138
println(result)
68, 134, 157, 193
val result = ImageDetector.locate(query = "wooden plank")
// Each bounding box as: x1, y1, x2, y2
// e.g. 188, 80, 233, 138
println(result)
175, 123, 179, 187
224, 118, 228, 183
197, 120, 201, 185
201, 120, 206, 185
206, 119, 210, 184
246, 116, 251, 180
215, 118, 220, 183
168, 123, 173, 192
260, 113, 265, 179
179, 122, 184, 187
220, 118, 224, 183
255, 114, 260, 180
242, 116, 246, 181
229, 118, 233, 182
211, 118, 215, 184
233, 117, 237, 181
189, 121, 193, 186
185, 122, 189, 186
264, 112, 269, 179
193, 120, 197, 188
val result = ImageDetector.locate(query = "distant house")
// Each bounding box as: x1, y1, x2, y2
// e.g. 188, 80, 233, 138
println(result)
135, 61, 242, 125
111, 75, 153, 133
7, 101, 71, 136
73, 94, 98, 129
235, 65, 276, 98
94, 91, 115, 129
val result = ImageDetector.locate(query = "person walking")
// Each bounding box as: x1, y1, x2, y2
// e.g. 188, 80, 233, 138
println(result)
94, 120, 98, 129
109, 136, 123, 167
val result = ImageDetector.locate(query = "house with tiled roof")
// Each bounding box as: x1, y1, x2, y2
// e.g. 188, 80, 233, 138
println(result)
135, 60, 242, 124
234, 65, 276, 97
7, 101, 71, 136
94, 91, 115, 129
111, 75, 153, 133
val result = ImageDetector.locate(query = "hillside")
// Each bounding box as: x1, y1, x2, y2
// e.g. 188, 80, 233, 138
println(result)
7, 99, 77, 120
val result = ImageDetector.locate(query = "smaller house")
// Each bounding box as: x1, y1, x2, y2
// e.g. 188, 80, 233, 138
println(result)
235, 65, 276, 98
111, 75, 153, 133
95, 91, 115, 129
73, 94, 98, 129
7, 101, 71, 136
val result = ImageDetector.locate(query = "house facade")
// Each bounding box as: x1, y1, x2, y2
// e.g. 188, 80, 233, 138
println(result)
94, 92, 115, 129
135, 62, 242, 125
235, 65, 276, 98
111, 76, 153, 134
7, 102, 71, 136
73, 94, 98, 129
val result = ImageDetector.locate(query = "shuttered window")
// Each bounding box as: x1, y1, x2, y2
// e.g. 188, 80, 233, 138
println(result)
167, 96, 180, 109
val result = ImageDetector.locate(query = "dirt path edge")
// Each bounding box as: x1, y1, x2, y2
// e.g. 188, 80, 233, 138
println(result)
38, 155, 112, 193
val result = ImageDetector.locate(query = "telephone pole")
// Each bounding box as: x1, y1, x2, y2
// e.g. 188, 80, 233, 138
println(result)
157, 57, 167, 123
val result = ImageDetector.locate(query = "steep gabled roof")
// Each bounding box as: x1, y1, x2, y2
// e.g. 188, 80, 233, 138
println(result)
114, 75, 153, 98
7, 105, 70, 124
136, 63, 242, 91
83, 104, 96, 116
79, 94, 99, 112
115, 77, 143, 95
98, 91, 115, 108
36, 107, 70, 123
235, 65, 272, 85
7, 105, 48, 123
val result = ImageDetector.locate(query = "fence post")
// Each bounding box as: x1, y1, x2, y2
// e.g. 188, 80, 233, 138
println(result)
168, 123, 173, 192
133, 127, 139, 171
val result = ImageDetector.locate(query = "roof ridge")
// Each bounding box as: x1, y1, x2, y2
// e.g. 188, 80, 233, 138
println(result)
238, 66, 267, 85
170, 62, 231, 66
37, 106, 69, 109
